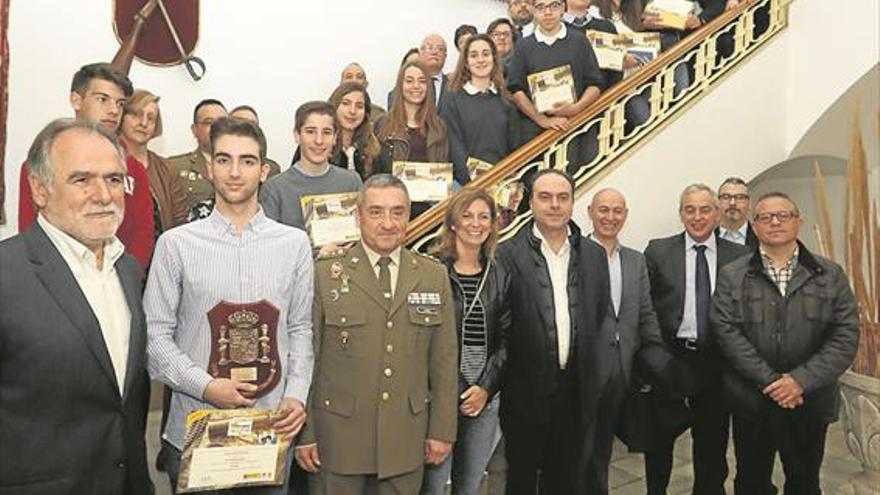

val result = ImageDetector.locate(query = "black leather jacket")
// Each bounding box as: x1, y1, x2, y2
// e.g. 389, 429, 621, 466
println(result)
444, 256, 511, 397
711, 241, 860, 422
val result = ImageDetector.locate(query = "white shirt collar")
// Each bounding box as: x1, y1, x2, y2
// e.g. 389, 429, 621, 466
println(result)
533, 223, 571, 254
587, 232, 620, 254
534, 23, 567, 46
38, 214, 125, 271
685, 231, 717, 252
362, 242, 402, 268
720, 222, 749, 239
463, 81, 498, 95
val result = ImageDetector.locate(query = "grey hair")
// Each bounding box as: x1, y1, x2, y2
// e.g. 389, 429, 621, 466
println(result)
357, 173, 410, 207
679, 183, 718, 211
27, 118, 126, 186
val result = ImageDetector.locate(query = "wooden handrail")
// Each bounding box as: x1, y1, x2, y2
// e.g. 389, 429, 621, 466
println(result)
406, 0, 767, 244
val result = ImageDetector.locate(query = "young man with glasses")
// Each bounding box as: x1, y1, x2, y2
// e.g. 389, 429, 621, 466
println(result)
716, 176, 758, 248
712, 191, 858, 495
168, 98, 228, 208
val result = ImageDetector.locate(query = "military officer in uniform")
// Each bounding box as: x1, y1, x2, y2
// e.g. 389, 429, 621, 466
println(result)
167, 99, 227, 207
296, 174, 458, 494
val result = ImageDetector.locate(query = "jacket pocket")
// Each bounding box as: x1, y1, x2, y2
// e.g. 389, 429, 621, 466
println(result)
317, 392, 356, 418
324, 308, 369, 357
409, 391, 432, 416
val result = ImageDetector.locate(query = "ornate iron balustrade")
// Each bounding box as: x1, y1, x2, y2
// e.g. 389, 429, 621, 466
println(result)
406, 0, 793, 252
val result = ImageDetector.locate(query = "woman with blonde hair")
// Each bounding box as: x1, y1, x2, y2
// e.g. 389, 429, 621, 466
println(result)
421, 189, 510, 495
118, 89, 189, 235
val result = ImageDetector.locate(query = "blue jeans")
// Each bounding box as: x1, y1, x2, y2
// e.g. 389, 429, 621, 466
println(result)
163, 440, 292, 495
420, 395, 502, 495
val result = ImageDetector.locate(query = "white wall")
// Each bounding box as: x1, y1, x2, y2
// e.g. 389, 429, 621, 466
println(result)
0, 0, 505, 239
574, 0, 880, 250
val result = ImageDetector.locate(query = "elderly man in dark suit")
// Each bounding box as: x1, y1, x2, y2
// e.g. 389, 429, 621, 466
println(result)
497, 169, 609, 495
712, 192, 859, 495
582, 188, 670, 495
0, 119, 151, 495
642, 183, 749, 495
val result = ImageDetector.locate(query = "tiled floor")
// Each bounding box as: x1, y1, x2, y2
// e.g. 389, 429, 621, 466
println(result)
146, 410, 871, 495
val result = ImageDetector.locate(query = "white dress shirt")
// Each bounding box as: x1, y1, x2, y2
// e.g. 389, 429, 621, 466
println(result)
38, 215, 131, 395
677, 233, 717, 339
534, 225, 572, 369
363, 243, 402, 299
589, 234, 622, 317
534, 23, 568, 46
719, 222, 749, 245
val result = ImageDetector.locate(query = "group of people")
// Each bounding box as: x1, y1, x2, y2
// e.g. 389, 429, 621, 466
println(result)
0, 1, 856, 495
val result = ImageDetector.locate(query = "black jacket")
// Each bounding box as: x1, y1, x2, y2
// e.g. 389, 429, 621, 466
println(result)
711, 242, 860, 422
444, 257, 511, 396
497, 221, 609, 425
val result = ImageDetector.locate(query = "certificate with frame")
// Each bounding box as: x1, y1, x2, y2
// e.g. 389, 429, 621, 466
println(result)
644, 0, 694, 30
300, 192, 360, 247
527, 65, 576, 114
392, 161, 453, 202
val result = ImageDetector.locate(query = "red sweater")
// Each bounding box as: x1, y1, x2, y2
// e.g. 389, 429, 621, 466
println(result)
18, 153, 155, 270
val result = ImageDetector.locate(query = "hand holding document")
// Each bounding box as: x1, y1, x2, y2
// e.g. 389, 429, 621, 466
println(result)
527, 65, 576, 114
466, 156, 494, 181
644, 0, 695, 30
392, 161, 453, 202
586, 31, 661, 73
300, 192, 360, 247
177, 409, 291, 493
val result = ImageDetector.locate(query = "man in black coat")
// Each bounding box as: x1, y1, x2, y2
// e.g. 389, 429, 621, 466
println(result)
642, 183, 749, 495
0, 119, 151, 495
712, 192, 859, 495
497, 169, 609, 495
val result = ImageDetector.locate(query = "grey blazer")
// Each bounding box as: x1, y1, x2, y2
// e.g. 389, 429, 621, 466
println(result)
0, 224, 152, 495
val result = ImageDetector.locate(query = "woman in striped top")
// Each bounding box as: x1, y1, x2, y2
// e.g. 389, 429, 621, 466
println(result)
420, 190, 511, 495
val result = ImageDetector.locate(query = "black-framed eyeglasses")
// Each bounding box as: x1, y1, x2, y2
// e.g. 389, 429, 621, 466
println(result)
754, 211, 798, 224
719, 193, 749, 202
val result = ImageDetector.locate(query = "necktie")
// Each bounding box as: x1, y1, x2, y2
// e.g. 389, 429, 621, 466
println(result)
694, 245, 710, 339
377, 256, 392, 300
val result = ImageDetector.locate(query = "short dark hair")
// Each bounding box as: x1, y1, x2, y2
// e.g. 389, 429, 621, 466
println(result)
754, 191, 800, 215
357, 174, 410, 208
193, 98, 226, 124
70, 63, 133, 98
454, 24, 478, 47
719, 176, 747, 191
230, 104, 259, 123
529, 168, 575, 198
209, 117, 267, 162
487, 18, 514, 35
294, 100, 337, 134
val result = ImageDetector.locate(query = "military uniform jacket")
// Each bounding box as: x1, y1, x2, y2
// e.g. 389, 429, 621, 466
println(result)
301, 242, 458, 478
167, 147, 213, 207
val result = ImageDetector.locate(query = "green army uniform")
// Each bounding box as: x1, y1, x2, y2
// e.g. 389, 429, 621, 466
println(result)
167, 148, 213, 208
302, 242, 458, 494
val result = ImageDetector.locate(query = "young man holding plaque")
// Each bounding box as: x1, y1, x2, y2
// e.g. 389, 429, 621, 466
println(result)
260, 101, 362, 234
506, 0, 605, 174
295, 174, 458, 495
145, 117, 315, 493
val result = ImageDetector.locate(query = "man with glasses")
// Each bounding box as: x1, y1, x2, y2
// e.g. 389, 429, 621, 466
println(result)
716, 176, 758, 248
642, 184, 748, 495
487, 18, 517, 76
168, 98, 228, 208
388, 34, 449, 108
508, 0, 536, 37
506, 0, 604, 172
712, 191, 858, 495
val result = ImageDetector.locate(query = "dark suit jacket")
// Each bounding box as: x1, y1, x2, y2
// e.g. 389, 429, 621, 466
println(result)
714, 222, 758, 250
0, 224, 151, 495
497, 221, 609, 426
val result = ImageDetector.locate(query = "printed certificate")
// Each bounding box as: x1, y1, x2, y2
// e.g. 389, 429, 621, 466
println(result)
645, 0, 695, 30
300, 192, 360, 247
177, 409, 289, 493
527, 65, 576, 114
392, 161, 453, 202
466, 156, 494, 181
585, 31, 626, 71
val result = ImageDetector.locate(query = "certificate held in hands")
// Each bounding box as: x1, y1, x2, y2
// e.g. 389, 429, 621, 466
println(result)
392, 161, 453, 202
644, 0, 695, 30
300, 192, 360, 247
177, 409, 290, 493
527, 64, 576, 114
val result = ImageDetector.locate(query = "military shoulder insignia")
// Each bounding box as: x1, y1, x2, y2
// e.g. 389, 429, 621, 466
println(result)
411, 249, 441, 264
316, 247, 348, 261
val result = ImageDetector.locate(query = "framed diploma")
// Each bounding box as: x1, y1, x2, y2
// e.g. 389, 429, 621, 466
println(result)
466, 156, 494, 181
300, 192, 360, 247
644, 0, 694, 30
585, 31, 626, 71
392, 161, 453, 202
177, 409, 290, 493
527, 64, 576, 114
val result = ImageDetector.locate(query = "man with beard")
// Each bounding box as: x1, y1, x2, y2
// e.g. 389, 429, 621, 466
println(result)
17, 62, 154, 269
508, 0, 536, 37
716, 176, 758, 249
145, 118, 315, 493
0, 119, 152, 494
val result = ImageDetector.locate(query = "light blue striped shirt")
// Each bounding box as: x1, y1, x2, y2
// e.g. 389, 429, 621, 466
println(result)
144, 206, 314, 449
